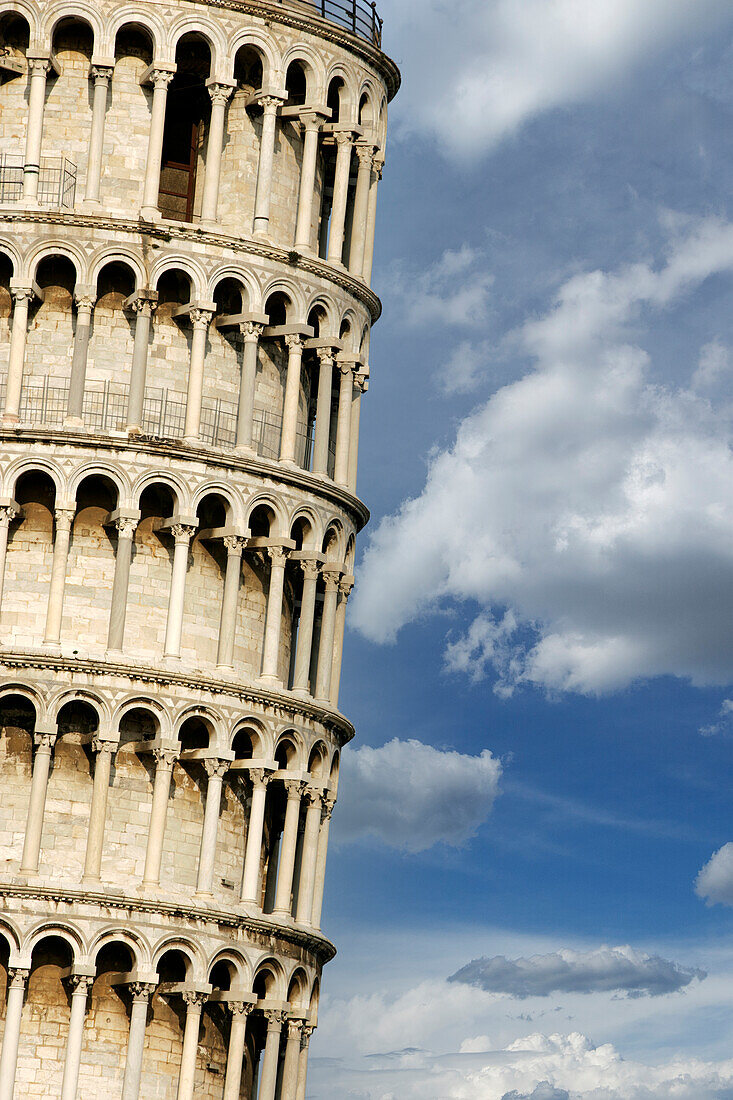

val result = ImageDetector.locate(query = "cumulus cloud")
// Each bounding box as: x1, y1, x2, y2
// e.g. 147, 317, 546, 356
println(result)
382, 246, 492, 329
334, 738, 501, 851
388, 0, 728, 160
695, 842, 733, 905
449, 946, 706, 999
351, 216, 733, 696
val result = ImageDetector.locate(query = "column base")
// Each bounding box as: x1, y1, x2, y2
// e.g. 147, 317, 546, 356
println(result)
290, 686, 312, 700
63, 416, 85, 430
1, 414, 19, 428
139, 206, 161, 222
126, 425, 144, 436
258, 674, 283, 689
183, 435, 202, 447
234, 443, 256, 457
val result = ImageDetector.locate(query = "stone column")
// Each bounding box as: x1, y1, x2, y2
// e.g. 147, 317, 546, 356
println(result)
330, 576, 353, 708
142, 748, 177, 887
315, 569, 341, 702
311, 797, 335, 930
0, 501, 21, 612
82, 739, 115, 885
348, 370, 368, 493
84, 64, 114, 205
177, 991, 207, 1100
253, 96, 283, 236
363, 155, 384, 283
141, 67, 175, 220
183, 307, 214, 443
3, 286, 34, 424
20, 730, 54, 874
326, 132, 354, 265
294, 113, 323, 253
0, 967, 29, 1100
164, 523, 196, 658
44, 506, 75, 645
312, 349, 334, 478
235, 321, 263, 451
240, 769, 270, 904
125, 292, 157, 432
121, 982, 156, 1100
259, 545, 289, 686
60, 975, 92, 1100
292, 560, 319, 696
294, 1024, 314, 1100
23, 55, 52, 203
334, 362, 354, 485
295, 788, 322, 925
222, 1002, 253, 1100
217, 536, 246, 668
258, 1010, 286, 1100
195, 758, 228, 896
273, 780, 305, 916
279, 335, 304, 463
200, 81, 235, 224
280, 1019, 304, 1100
348, 144, 375, 275
65, 290, 97, 427
107, 515, 139, 654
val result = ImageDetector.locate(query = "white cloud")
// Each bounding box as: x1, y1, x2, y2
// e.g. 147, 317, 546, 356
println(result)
334, 738, 501, 852
699, 698, 733, 737
383, 246, 492, 328
351, 216, 733, 696
449, 945, 706, 999
387, 0, 729, 160
695, 842, 733, 905
443, 339, 497, 395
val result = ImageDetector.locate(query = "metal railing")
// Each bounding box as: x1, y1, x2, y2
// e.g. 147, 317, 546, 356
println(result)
0, 154, 76, 210
293, 0, 382, 45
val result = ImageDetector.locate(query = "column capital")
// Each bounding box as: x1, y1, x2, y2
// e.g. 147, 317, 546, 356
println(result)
287, 1018, 305, 1039
240, 320, 264, 342
223, 534, 247, 554
284, 332, 305, 351
28, 55, 53, 77
7, 967, 29, 989
33, 730, 55, 752
258, 94, 284, 114
68, 974, 93, 997
299, 558, 321, 581
355, 142, 377, 167
316, 346, 336, 365
153, 746, 178, 768
206, 78, 236, 106
264, 1008, 287, 1029
113, 515, 138, 539
321, 566, 342, 593
300, 1023, 315, 1049
129, 981, 156, 1003
249, 767, 271, 790
283, 778, 305, 799
267, 544, 290, 569
334, 130, 354, 148
338, 576, 354, 600
229, 1000, 254, 1017
321, 795, 336, 823
303, 786, 323, 808
182, 989, 208, 1010
90, 63, 114, 83
10, 285, 36, 305
204, 757, 229, 780
0, 500, 22, 527
189, 306, 215, 330
147, 66, 176, 90
92, 736, 116, 757
170, 523, 197, 544
74, 288, 97, 313
55, 507, 76, 529
127, 291, 158, 318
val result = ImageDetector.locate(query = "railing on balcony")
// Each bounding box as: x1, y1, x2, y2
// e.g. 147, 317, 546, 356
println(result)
0, 377, 336, 475
292, 0, 382, 45
0, 154, 76, 209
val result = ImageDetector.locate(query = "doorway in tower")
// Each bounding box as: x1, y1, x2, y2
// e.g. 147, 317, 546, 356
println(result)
158, 34, 212, 222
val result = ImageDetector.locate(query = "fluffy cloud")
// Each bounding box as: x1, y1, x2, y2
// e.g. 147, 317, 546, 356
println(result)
351, 216, 733, 696
334, 738, 501, 851
387, 0, 728, 159
382, 246, 492, 329
695, 842, 733, 905
449, 946, 706, 999
699, 698, 733, 737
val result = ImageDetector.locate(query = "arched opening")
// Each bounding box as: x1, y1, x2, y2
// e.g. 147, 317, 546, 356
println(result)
146, 948, 193, 1093
5, 470, 57, 642
308, 742, 327, 780
232, 725, 260, 761
45, 699, 100, 877
65, 474, 119, 646
107, 25, 154, 210
18, 935, 75, 1089
285, 61, 307, 108
0, 13, 29, 205
24, 256, 76, 420
146, 268, 194, 432
183, 493, 230, 666
233, 45, 263, 97
0, 251, 14, 381
49, 19, 95, 200
109, 706, 160, 880
127, 481, 178, 657
86, 262, 137, 428
159, 34, 212, 222
77, 940, 136, 1092
0, 693, 36, 863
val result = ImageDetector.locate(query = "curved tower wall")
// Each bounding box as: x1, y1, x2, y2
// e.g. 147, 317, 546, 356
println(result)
0, 1, 398, 1096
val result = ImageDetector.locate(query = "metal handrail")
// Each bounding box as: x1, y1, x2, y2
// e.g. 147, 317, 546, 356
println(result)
295, 0, 383, 46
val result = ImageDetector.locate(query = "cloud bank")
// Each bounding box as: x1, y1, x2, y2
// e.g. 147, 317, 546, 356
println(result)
449, 945, 705, 999
334, 738, 501, 851
352, 216, 733, 696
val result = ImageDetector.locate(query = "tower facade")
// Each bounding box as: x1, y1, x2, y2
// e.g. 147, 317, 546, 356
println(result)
0, 0, 397, 1095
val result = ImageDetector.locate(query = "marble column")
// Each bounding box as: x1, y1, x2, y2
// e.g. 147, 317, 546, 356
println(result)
126, 292, 157, 432
259, 545, 289, 686
253, 96, 283, 236
273, 780, 305, 916
0, 501, 21, 612
294, 112, 323, 253
312, 349, 334, 478
0, 968, 29, 1100
60, 975, 93, 1100
44, 507, 75, 645
183, 307, 214, 443
200, 81, 234, 224
164, 523, 196, 658
295, 788, 322, 925
121, 982, 156, 1100
141, 66, 176, 220
82, 739, 116, 885
347, 370, 368, 493
20, 730, 54, 873
330, 576, 353, 708
84, 64, 114, 205
258, 1010, 286, 1100
107, 515, 139, 653
3, 285, 35, 424
315, 570, 340, 702
280, 1019, 304, 1100
279, 335, 305, 464
222, 1002, 253, 1100
363, 155, 384, 283
348, 144, 375, 275
334, 362, 354, 485
294, 1024, 314, 1100
217, 535, 246, 668
240, 769, 270, 904
23, 55, 52, 203
291, 559, 320, 696
311, 797, 335, 930
177, 991, 207, 1100
326, 132, 354, 265
65, 290, 97, 426
235, 321, 263, 451
195, 758, 228, 896
142, 748, 177, 887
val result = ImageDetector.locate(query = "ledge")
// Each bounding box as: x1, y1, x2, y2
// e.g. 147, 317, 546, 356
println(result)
0, 881, 337, 964
0, 648, 357, 745
0, 209, 383, 323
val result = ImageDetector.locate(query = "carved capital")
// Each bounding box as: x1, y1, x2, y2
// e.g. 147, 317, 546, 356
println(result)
334, 131, 353, 148
373, 153, 385, 180
90, 64, 113, 84
150, 69, 175, 90
264, 1008, 287, 1028
153, 746, 178, 768
223, 534, 247, 554
338, 577, 354, 600
0, 503, 21, 528
249, 768, 270, 791
259, 95, 281, 113
170, 523, 196, 544
204, 757, 229, 780
287, 1018, 304, 1039
230, 1000, 254, 1017
189, 307, 214, 330
300, 1023, 315, 1049
304, 785, 322, 808
182, 989, 208, 1010
284, 779, 305, 799
34, 731, 55, 753
7, 967, 29, 990
114, 516, 138, 539
68, 974, 93, 997
130, 296, 156, 319
208, 82, 234, 106
74, 292, 96, 313
240, 320, 264, 341
29, 57, 52, 77
284, 333, 304, 351
321, 796, 336, 823
54, 508, 75, 532
267, 545, 289, 569
129, 981, 156, 1003
316, 347, 335, 366
300, 559, 320, 582
355, 143, 376, 168
11, 287, 34, 306
92, 737, 116, 757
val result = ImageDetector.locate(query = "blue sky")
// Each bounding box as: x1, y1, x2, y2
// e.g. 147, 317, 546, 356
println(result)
309, 3, 733, 1096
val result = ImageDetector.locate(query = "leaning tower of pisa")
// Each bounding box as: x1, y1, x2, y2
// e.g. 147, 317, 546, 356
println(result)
0, 0, 397, 1094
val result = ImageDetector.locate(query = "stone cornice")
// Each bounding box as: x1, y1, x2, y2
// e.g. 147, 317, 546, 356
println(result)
0, 210, 383, 323
0, 882, 337, 964
0, 426, 371, 532
0, 650, 356, 745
